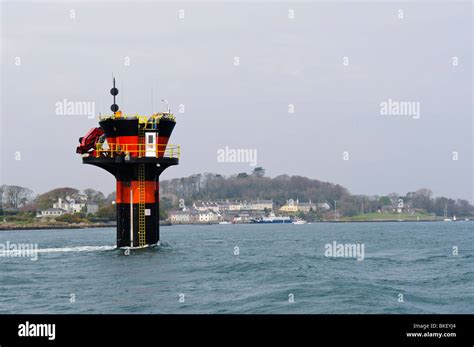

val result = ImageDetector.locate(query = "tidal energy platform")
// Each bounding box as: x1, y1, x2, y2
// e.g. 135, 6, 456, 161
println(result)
76, 79, 180, 248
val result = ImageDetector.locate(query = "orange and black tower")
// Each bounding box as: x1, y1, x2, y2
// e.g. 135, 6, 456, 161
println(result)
76, 79, 179, 248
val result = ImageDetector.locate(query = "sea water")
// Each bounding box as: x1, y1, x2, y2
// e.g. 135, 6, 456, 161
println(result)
0, 222, 472, 313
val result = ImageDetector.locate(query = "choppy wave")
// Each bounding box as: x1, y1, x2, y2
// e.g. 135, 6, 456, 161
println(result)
35, 245, 116, 253
0, 246, 116, 258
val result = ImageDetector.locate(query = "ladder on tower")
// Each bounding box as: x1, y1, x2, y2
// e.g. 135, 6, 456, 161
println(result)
138, 163, 146, 247
138, 124, 146, 247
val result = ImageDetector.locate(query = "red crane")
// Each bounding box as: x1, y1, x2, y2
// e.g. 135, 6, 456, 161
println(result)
76, 127, 105, 155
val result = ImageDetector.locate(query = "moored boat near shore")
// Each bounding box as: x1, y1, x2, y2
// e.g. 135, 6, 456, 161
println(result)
251, 213, 292, 224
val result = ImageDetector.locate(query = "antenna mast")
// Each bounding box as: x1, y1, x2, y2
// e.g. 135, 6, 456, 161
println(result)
110, 77, 119, 114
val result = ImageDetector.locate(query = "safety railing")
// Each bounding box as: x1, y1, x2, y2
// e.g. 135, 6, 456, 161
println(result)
99, 113, 176, 123
94, 143, 180, 159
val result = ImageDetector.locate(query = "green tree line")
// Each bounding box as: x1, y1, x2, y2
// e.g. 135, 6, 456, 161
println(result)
2, 169, 473, 219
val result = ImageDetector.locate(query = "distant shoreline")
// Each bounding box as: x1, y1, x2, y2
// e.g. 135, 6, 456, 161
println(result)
0, 219, 470, 231
169, 219, 467, 226
0, 223, 116, 231
0, 221, 174, 231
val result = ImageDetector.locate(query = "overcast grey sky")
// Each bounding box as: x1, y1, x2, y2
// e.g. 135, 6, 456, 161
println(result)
1, 1, 472, 201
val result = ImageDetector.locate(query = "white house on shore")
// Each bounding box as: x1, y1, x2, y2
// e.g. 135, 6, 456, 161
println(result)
249, 199, 273, 211
169, 210, 195, 224
197, 209, 220, 222
193, 201, 220, 213
53, 197, 85, 214
168, 208, 221, 223
86, 202, 99, 214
